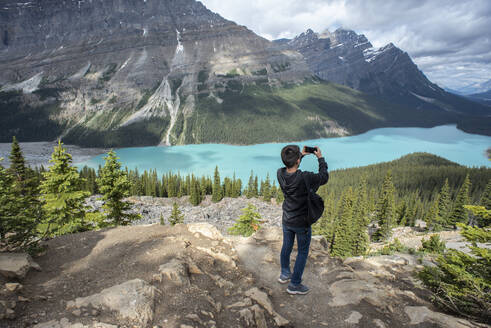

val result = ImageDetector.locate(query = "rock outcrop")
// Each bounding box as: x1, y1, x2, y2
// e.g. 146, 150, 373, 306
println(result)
2, 222, 487, 327
65, 279, 158, 325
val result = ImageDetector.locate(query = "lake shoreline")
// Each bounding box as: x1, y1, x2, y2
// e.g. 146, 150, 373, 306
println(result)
1, 125, 489, 173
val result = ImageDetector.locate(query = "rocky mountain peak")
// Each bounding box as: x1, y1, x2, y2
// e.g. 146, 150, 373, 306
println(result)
287, 27, 372, 53
331, 27, 370, 47
278, 27, 486, 115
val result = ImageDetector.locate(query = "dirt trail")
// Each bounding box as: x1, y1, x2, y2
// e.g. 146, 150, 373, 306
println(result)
1, 223, 487, 328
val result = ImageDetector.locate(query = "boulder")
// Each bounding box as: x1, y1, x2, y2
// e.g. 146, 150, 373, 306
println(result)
196, 247, 236, 267
345, 311, 363, 324
66, 279, 157, 325
251, 305, 268, 328
187, 223, 223, 240
0, 253, 41, 279
253, 227, 282, 242
156, 259, 189, 286
227, 298, 253, 309
404, 306, 479, 328
244, 287, 289, 326
365, 255, 409, 267
328, 276, 392, 307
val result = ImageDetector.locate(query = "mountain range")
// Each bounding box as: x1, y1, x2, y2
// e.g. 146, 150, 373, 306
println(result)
0, 0, 489, 147
449, 79, 491, 95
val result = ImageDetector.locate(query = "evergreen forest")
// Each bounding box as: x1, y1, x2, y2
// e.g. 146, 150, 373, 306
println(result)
1, 139, 490, 321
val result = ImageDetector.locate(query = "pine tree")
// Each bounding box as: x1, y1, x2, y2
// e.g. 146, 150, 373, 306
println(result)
352, 178, 370, 256
190, 177, 202, 206
246, 171, 255, 198
276, 185, 284, 203
200, 176, 207, 199
39, 141, 89, 236
253, 176, 259, 197
448, 174, 471, 228
425, 194, 442, 231
395, 201, 407, 226
96, 150, 139, 226
169, 202, 184, 226
185, 175, 191, 196
480, 179, 491, 210
159, 213, 165, 225
212, 166, 223, 203
330, 187, 355, 257
373, 170, 396, 241
418, 205, 490, 322
223, 177, 232, 197
167, 174, 177, 197
262, 173, 272, 202
270, 184, 278, 202
0, 161, 12, 240
232, 174, 242, 198
313, 192, 336, 241
8, 136, 41, 205
228, 203, 262, 237
0, 160, 30, 248
177, 173, 185, 197
1, 138, 43, 249
438, 178, 451, 224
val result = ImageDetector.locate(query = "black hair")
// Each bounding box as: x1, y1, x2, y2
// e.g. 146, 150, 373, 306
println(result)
281, 145, 301, 168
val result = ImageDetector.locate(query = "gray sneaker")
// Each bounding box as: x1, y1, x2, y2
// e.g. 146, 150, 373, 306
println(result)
278, 273, 291, 284
287, 283, 310, 295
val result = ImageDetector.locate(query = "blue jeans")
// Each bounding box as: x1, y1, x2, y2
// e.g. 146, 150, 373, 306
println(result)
280, 225, 312, 285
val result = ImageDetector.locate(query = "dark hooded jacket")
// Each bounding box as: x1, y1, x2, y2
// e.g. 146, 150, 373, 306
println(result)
277, 157, 329, 227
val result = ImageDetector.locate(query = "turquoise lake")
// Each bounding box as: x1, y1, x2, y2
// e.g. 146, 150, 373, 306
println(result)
78, 125, 491, 183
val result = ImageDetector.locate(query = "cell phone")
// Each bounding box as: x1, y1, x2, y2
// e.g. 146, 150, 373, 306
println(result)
305, 146, 316, 154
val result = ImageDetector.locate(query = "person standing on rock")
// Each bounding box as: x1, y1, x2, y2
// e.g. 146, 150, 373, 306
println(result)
277, 145, 328, 294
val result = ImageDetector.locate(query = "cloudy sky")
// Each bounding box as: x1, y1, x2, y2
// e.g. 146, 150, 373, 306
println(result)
200, 0, 491, 91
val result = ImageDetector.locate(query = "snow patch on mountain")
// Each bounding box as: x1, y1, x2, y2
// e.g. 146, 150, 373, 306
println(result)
410, 92, 436, 104
363, 43, 396, 63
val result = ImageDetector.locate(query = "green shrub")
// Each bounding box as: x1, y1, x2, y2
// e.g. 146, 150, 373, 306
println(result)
380, 238, 407, 255
228, 203, 262, 237
169, 202, 184, 226
419, 234, 446, 254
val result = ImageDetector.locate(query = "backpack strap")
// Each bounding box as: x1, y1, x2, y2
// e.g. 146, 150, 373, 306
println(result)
303, 173, 312, 194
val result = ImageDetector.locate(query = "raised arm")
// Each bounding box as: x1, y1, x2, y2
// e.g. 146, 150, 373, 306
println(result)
305, 147, 328, 190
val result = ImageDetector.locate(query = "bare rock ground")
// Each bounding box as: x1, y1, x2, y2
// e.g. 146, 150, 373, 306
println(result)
1, 220, 488, 328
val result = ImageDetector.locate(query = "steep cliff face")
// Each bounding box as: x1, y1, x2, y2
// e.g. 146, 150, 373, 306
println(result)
0, 0, 312, 146
278, 28, 489, 116
1, 2, 488, 147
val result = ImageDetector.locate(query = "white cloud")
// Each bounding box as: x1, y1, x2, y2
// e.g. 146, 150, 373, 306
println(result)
200, 0, 491, 90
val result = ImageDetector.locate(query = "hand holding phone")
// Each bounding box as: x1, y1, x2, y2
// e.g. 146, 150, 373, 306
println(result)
303, 146, 323, 158
304, 146, 316, 154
